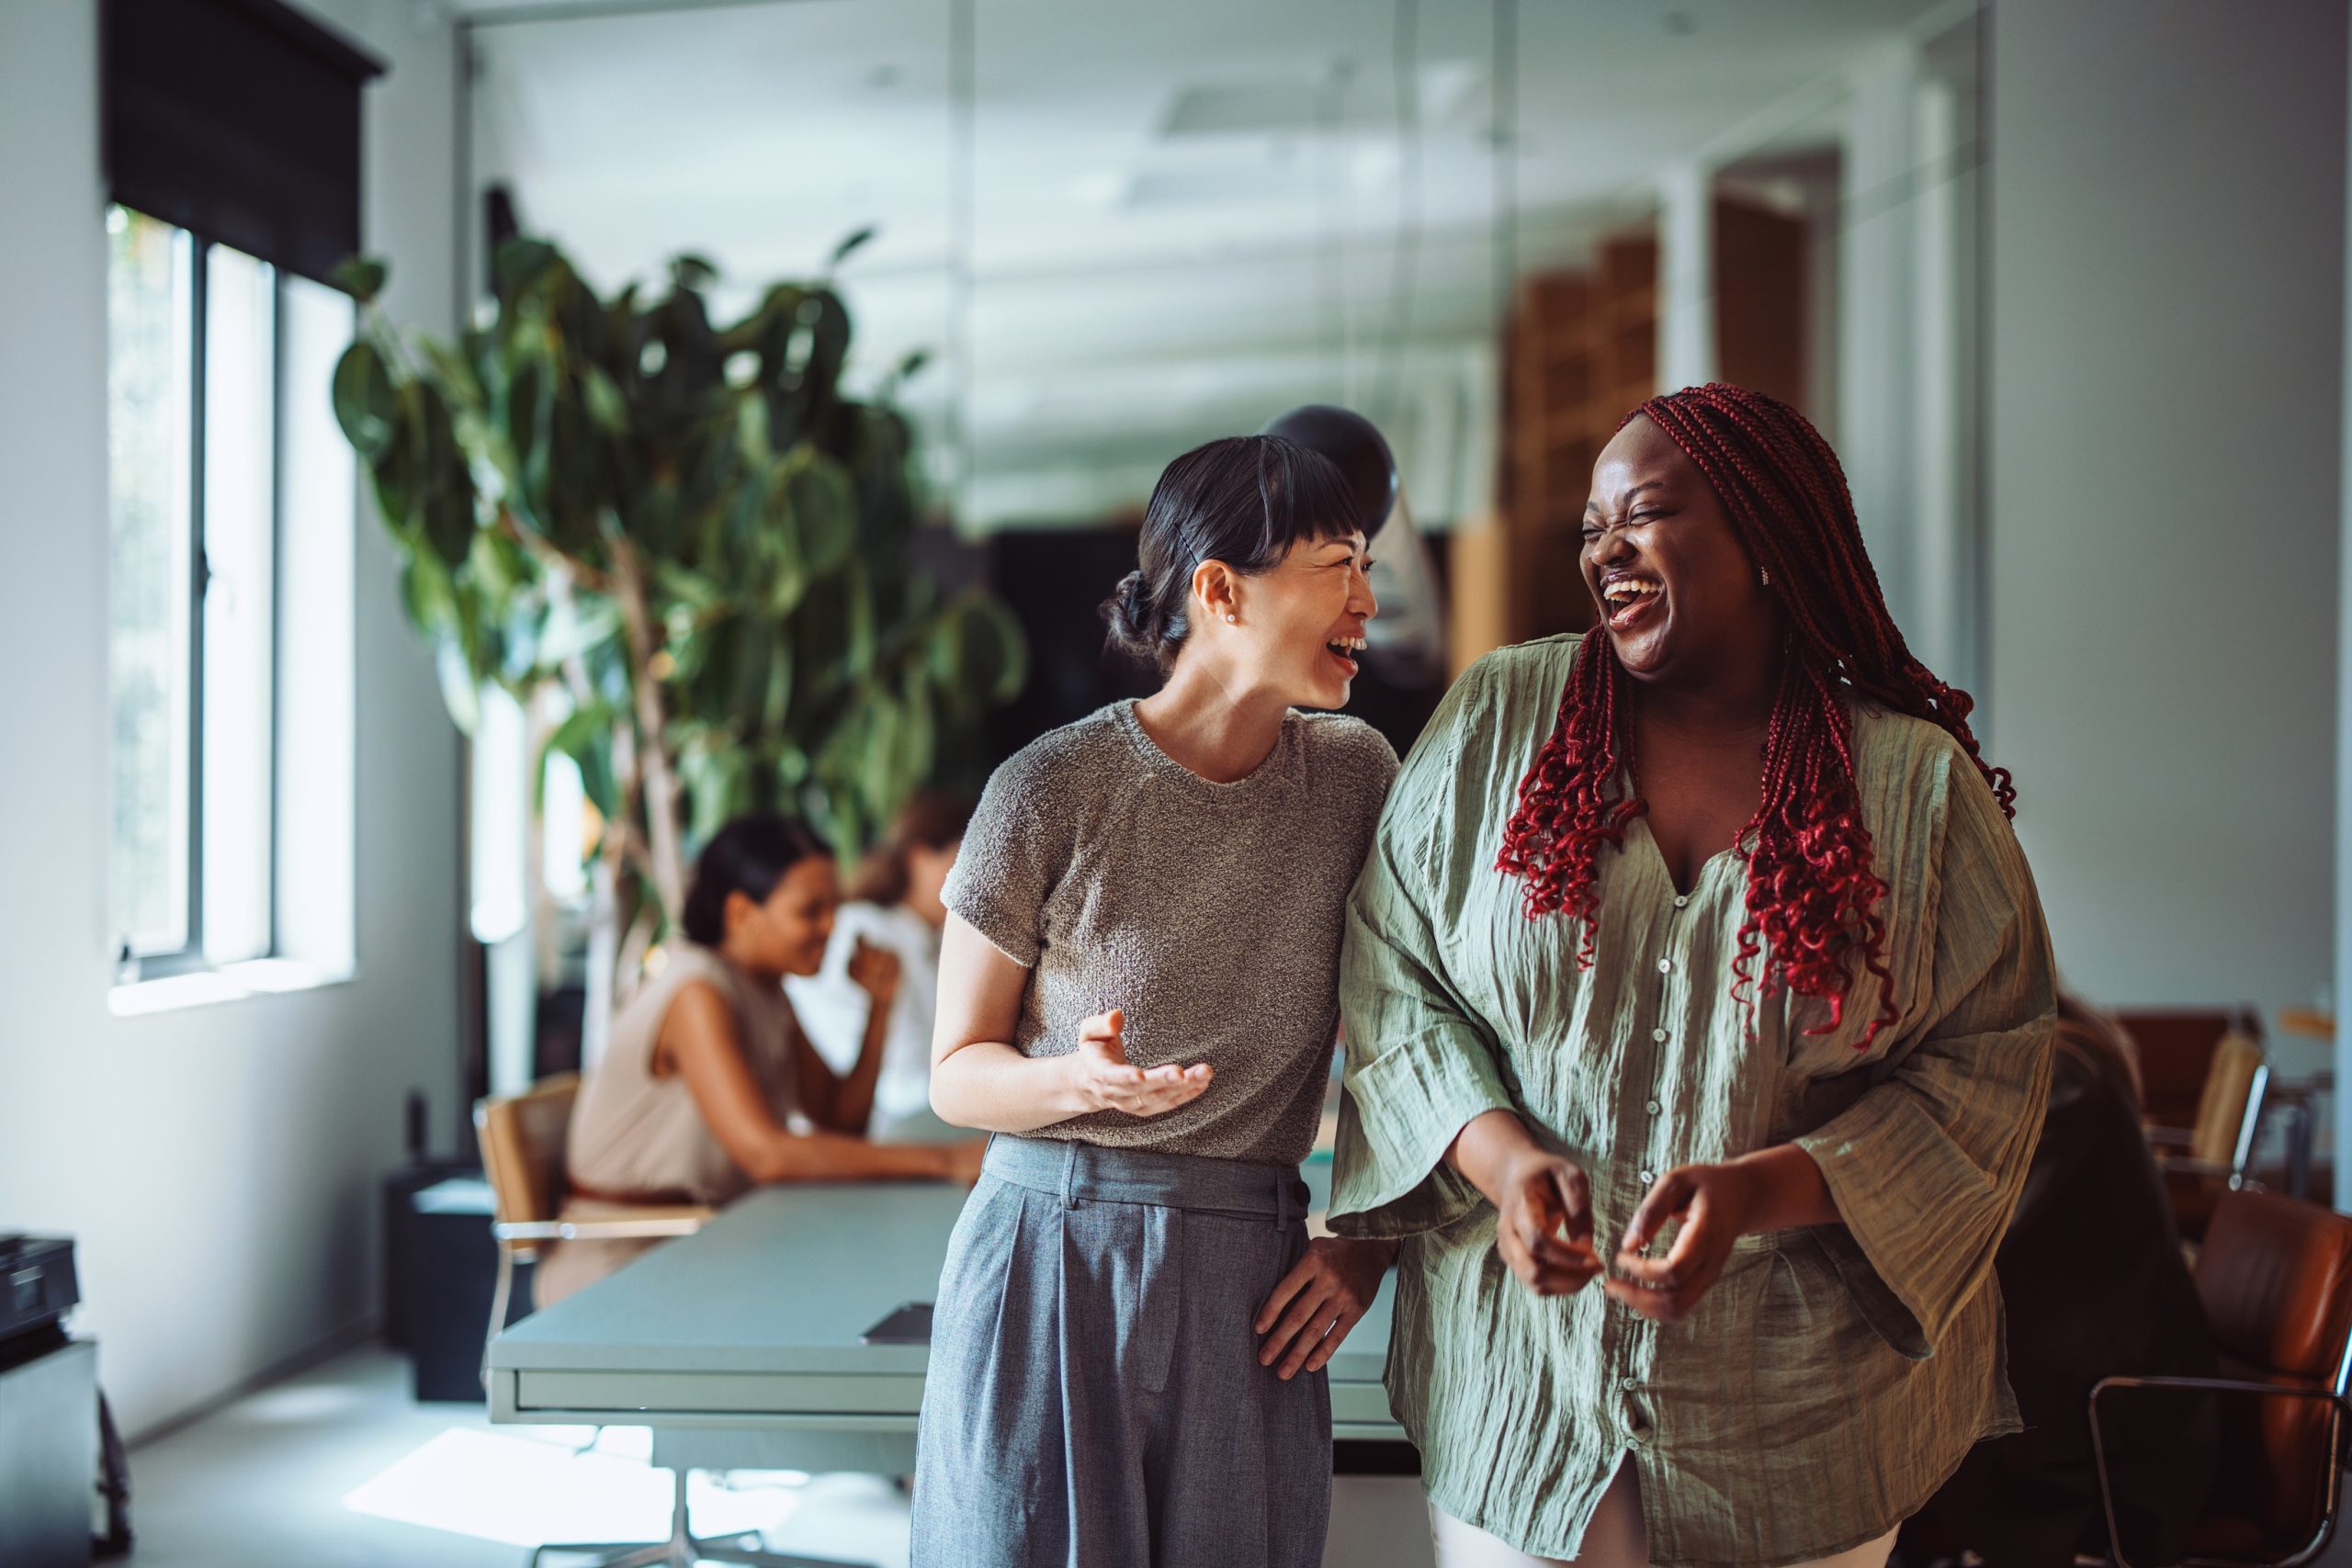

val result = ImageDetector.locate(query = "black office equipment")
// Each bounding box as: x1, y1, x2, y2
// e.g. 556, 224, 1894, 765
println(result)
860, 1302, 933, 1345
0, 1234, 94, 1568
404, 1179, 528, 1401
381, 1160, 481, 1349
0, 1235, 79, 1348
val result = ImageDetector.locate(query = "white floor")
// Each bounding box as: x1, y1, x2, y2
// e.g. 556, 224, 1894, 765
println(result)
119, 1340, 1436, 1568
120, 1342, 909, 1568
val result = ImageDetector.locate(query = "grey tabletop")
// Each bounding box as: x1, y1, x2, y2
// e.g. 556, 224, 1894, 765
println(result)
486, 1162, 1406, 1469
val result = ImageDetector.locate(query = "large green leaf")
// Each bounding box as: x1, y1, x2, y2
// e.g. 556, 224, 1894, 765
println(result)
654, 559, 725, 612
434, 639, 481, 736
332, 339, 397, 458
421, 488, 473, 569
537, 594, 622, 665
938, 593, 1029, 704
493, 238, 561, 302
415, 392, 473, 566
331, 255, 388, 305
397, 546, 457, 638
796, 289, 852, 399
680, 735, 750, 843
582, 365, 629, 436
784, 449, 856, 578
761, 638, 795, 734
538, 700, 617, 815
827, 227, 876, 271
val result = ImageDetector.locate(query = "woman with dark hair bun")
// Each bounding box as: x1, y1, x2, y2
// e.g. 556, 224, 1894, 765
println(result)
539, 813, 984, 1305
911, 433, 1400, 1567
787, 791, 978, 1142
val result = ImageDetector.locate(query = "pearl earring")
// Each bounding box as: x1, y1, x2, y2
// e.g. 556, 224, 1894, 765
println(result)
1225, 613, 1238, 624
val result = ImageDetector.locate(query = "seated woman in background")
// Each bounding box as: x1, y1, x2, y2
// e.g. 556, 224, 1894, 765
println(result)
1895, 990, 2218, 1568
786, 792, 973, 1144
537, 813, 984, 1306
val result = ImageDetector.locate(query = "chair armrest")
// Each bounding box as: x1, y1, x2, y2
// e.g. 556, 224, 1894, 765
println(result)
2088, 1375, 2350, 1568
493, 1207, 712, 1246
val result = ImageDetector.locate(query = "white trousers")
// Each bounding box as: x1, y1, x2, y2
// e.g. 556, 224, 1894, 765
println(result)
1430, 1462, 1898, 1568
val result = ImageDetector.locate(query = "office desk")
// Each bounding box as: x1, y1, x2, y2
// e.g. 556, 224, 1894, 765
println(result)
486, 1169, 1407, 1476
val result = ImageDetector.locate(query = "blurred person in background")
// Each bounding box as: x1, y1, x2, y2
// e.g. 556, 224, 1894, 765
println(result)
539, 813, 984, 1306
1896, 989, 2217, 1568
788, 792, 976, 1144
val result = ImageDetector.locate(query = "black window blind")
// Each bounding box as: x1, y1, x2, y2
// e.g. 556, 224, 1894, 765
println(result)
103, 0, 386, 284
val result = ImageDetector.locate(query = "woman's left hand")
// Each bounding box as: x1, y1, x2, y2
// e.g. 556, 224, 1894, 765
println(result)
1608, 1145, 1839, 1322
847, 937, 901, 1006
1604, 1161, 1765, 1323
1255, 1236, 1396, 1380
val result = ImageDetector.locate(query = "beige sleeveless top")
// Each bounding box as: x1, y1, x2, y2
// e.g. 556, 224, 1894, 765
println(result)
565, 942, 802, 1205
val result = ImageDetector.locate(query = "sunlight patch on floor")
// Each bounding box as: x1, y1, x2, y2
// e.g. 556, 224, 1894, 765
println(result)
340, 1427, 803, 1549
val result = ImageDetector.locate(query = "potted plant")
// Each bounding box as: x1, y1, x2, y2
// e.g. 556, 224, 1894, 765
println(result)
330, 234, 1023, 1021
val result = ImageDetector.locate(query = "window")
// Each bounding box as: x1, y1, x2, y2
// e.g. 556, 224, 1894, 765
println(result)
107, 205, 357, 982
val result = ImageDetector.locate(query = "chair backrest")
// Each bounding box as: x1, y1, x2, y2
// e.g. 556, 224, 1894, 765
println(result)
2196, 1189, 2352, 1542
2200, 1189, 2352, 1388
474, 1074, 581, 1238
2118, 1008, 2258, 1134
2189, 1029, 2265, 1169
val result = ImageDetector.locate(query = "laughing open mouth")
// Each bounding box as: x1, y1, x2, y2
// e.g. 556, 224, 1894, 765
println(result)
1601, 576, 1662, 627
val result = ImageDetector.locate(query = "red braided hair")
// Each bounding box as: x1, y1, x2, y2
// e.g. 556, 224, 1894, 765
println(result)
1494, 383, 2014, 1046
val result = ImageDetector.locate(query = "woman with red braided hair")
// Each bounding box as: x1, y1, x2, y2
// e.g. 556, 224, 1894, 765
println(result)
1328, 383, 2055, 1567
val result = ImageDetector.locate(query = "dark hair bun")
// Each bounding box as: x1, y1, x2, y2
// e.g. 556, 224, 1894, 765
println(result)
1101, 569, 1159, 660
1103, 434, 1353, 675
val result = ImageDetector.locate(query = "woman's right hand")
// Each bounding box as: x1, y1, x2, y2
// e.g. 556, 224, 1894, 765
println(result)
1491, 1145, 1601, 1297
1065, 1009, 1214, 1117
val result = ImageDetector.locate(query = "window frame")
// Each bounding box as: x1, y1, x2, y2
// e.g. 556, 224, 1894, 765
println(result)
112, 208, 291, 982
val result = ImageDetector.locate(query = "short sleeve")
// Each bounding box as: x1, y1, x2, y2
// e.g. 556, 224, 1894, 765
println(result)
940, 743, 1069, 969
1792, 752, 2058, 1358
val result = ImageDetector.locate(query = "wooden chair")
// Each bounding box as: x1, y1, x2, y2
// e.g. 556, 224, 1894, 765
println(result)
2120, 1010, 2267, 1238
472, 1074, 711, 1381
475, 1077, 850, 1568
2092, 1189, 2352, 1566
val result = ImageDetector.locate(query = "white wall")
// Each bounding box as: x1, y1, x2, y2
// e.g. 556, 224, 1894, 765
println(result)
1984, 0, 2345, 1046
0, 0, 465, 1437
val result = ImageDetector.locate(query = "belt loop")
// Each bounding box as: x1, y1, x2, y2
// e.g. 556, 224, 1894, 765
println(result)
1274, 1171, 1290, 1231
1061, 1139, 1081, 1210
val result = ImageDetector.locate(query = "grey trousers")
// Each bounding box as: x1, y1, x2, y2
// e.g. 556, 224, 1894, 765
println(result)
910, 1135, 1332, 1568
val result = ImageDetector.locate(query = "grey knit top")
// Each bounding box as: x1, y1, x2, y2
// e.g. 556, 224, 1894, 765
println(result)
944, 698, 1398, 1165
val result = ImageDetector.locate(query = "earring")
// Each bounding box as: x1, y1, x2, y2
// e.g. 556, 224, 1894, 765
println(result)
1224, 613, 1238, 624
1759, 568, 1771, 587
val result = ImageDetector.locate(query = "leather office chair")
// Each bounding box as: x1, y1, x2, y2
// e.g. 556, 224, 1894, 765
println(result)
2092, 1188, 2352, 1566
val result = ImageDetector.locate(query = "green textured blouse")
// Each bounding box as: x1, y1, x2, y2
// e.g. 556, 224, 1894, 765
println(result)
1329, 635, 2057, 1568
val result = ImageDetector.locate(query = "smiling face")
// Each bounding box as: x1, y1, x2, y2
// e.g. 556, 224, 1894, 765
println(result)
1582, 415, 1778, 684
1217, 531, 1378, 709
722, 854, 839, 978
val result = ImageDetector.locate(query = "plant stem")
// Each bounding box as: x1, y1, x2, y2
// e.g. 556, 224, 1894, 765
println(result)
610, 537, 688, 924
